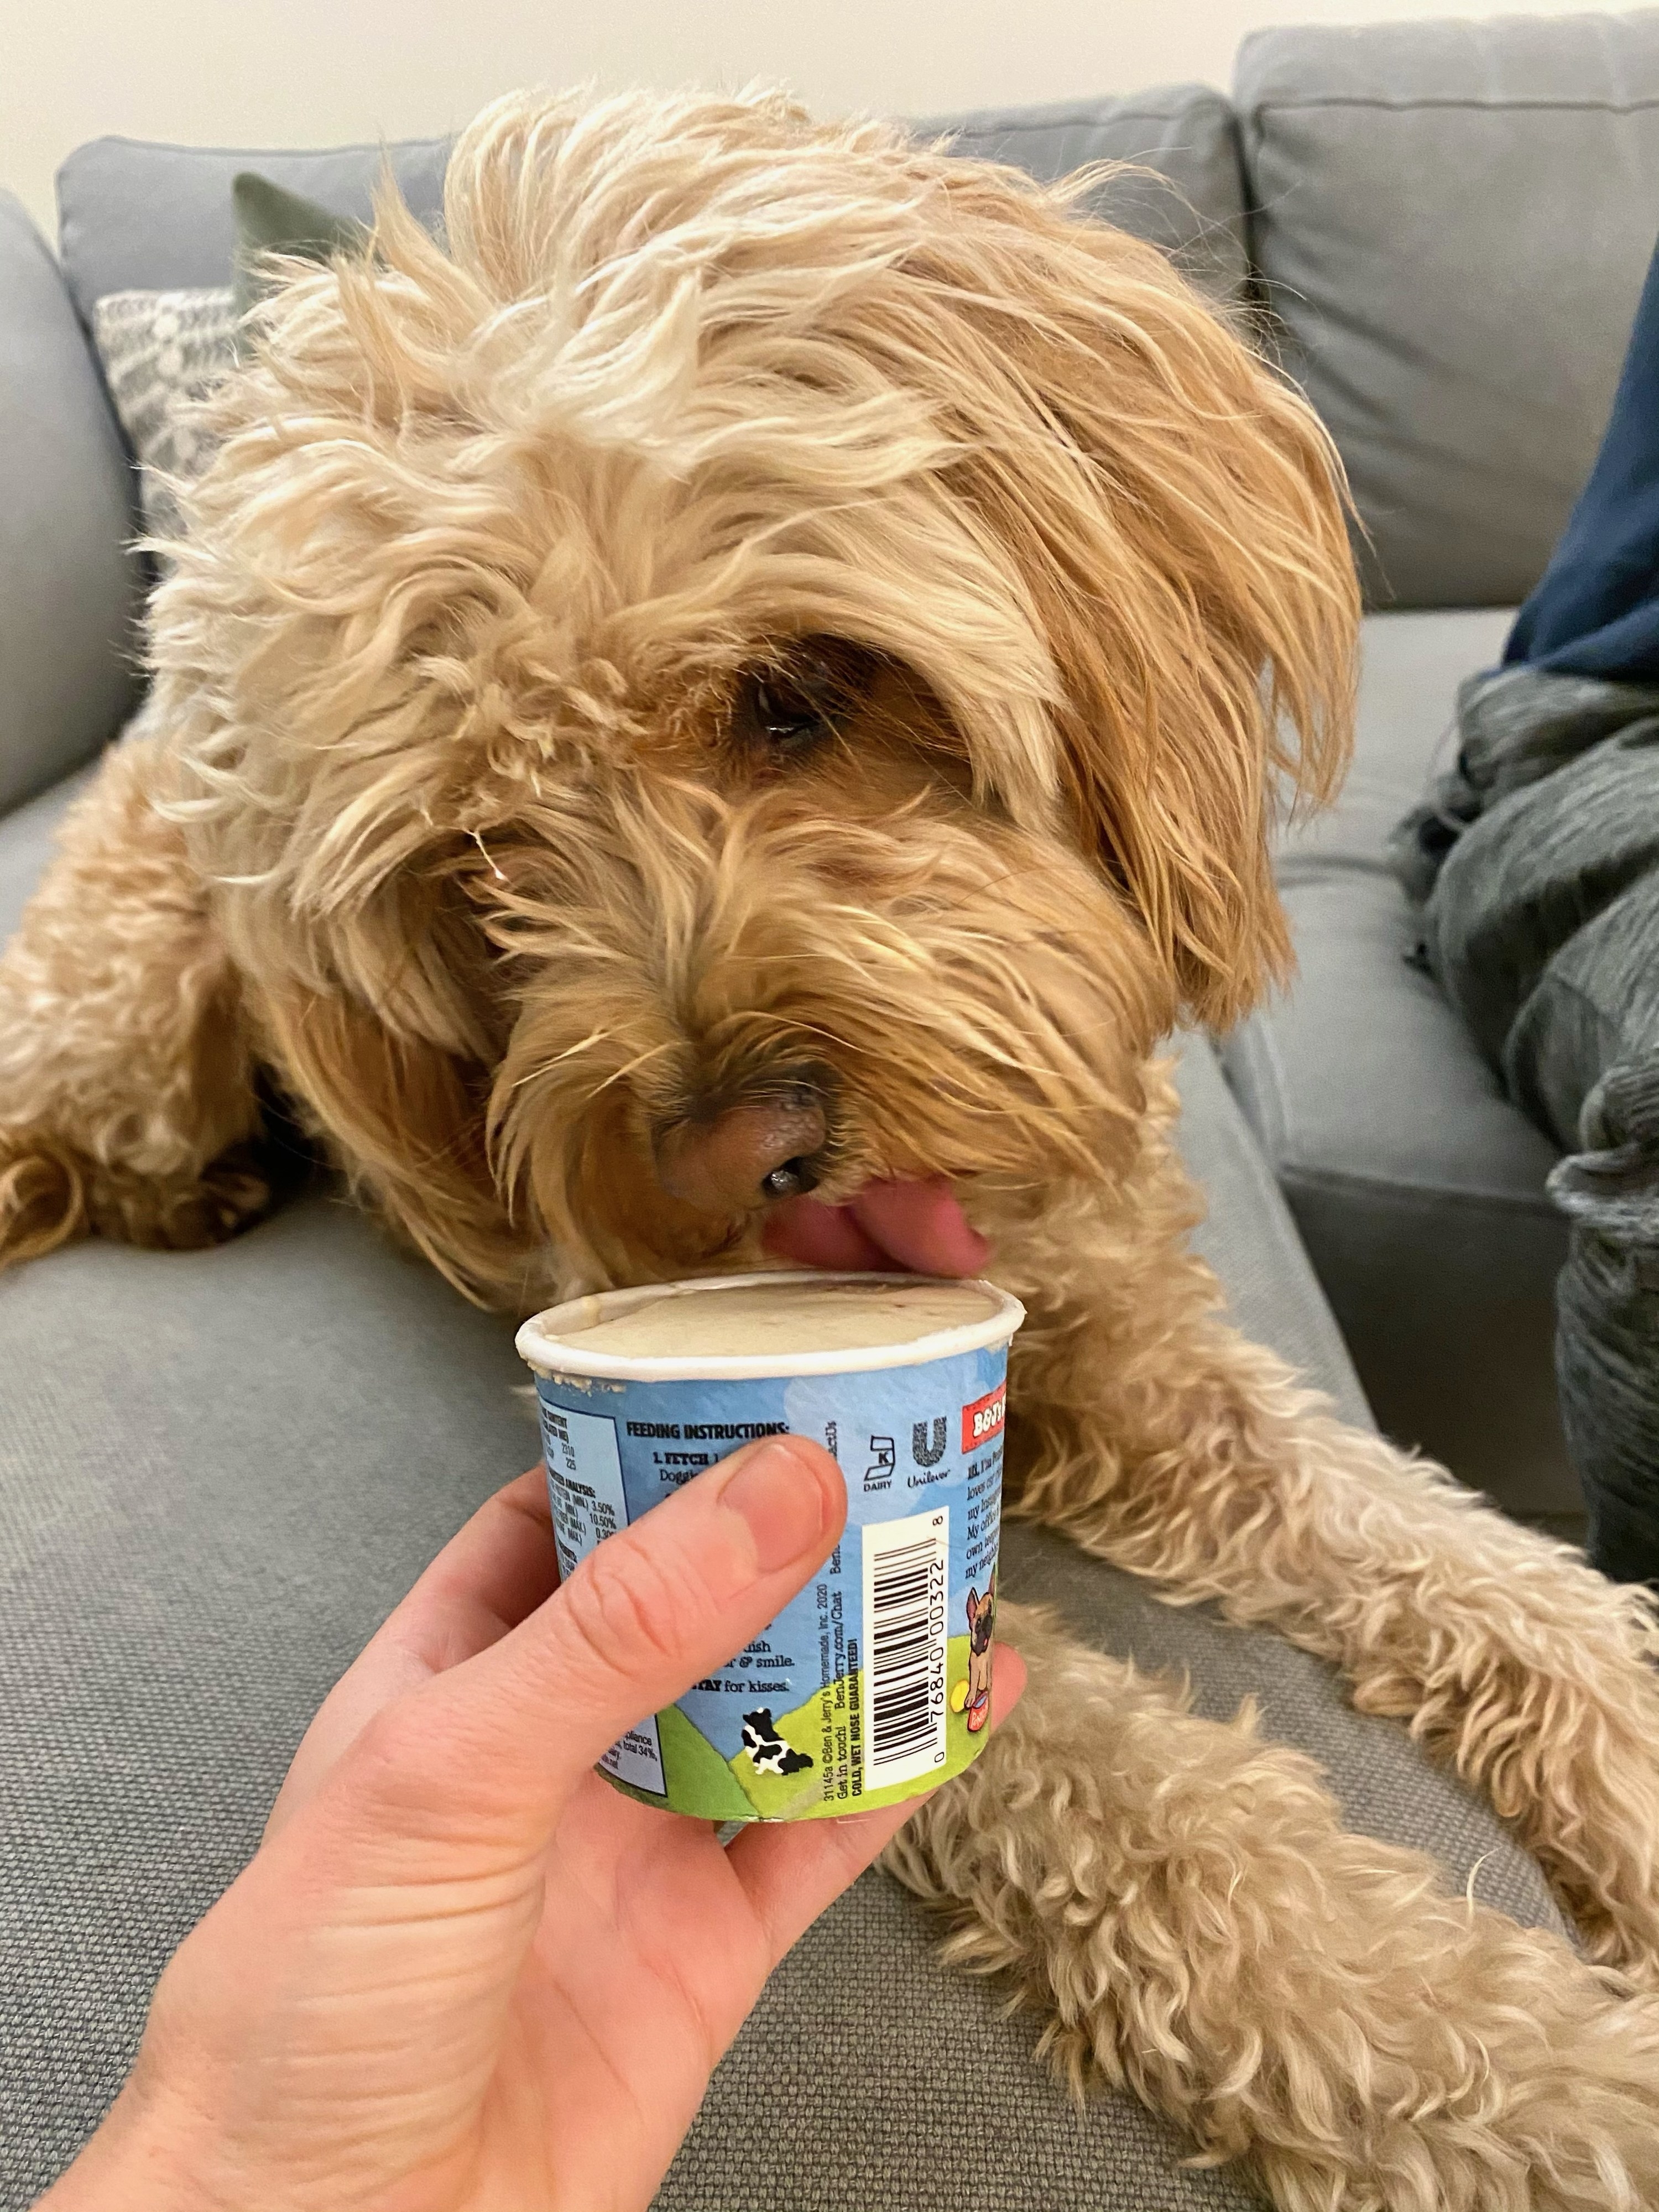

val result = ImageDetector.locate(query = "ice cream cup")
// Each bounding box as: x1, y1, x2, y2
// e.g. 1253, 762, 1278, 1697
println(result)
515, 1269, 1025, 1822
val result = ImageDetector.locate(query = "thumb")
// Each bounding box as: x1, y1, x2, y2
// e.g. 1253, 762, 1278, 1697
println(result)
332, 1434, 847, 1857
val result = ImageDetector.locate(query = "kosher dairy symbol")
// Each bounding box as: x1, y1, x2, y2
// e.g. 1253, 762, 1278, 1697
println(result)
865, 1434, 896, 1479
911, 1416, 947, 1468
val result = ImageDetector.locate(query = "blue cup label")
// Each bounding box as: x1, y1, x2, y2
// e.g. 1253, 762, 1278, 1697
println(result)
534, 1340, 1007, 1820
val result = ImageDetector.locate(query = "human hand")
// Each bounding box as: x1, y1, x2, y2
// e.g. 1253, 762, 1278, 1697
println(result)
42, 1437, 1024, 2212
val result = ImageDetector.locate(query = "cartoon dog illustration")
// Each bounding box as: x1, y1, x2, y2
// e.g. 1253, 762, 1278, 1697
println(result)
963, 1572, 995, 1734
741, 1709, 813, 1776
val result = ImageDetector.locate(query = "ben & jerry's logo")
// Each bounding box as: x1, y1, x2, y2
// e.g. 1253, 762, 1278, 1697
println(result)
961, 1383, 1006, 1453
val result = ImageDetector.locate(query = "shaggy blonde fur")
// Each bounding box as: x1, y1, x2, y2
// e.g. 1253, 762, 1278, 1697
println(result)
4, 88, 1659, 2205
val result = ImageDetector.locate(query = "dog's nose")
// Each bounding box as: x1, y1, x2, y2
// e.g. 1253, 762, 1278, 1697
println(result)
655, 1092, 828, 1214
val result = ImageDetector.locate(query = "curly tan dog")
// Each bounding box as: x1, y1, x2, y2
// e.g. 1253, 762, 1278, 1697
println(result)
4, 90, 1659, 2207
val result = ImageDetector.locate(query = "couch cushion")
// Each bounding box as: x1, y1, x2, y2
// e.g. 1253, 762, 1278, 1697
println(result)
0, 193, 141, 816
912, 85, 1248, 300
0, 761, 96, 943
2, 789, 1563, 2202
1222, 611, 1577, 1513
0, 1120, 1565, 2212
1235, 14, 1659, 609
1280, 607, 1514, 878
55, 135, 452, 327
1222, 873, 1572, 1514
56, 90, 1245, 340
1175, 1032, 1371, 1431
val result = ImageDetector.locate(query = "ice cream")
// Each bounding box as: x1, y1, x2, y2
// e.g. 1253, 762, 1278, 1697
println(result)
562, 1275, 999, 1359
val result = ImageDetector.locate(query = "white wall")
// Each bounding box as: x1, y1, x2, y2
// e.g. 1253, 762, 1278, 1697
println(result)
3, 0, 1637, 244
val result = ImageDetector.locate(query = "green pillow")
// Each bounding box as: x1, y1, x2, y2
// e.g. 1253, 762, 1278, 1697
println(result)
231, 171, 369, 321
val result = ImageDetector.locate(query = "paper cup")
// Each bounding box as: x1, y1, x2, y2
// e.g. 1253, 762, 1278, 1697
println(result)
515, 1270, 1025, 1822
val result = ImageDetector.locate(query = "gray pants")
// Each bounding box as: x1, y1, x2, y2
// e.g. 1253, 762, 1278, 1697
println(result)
1396, 668, 1659, 1582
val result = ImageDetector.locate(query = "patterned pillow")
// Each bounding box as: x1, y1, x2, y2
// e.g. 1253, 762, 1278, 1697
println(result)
90, 286, 239, 549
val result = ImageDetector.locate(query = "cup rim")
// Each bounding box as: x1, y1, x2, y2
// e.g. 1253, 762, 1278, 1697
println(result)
515, 1269, 1025, 1383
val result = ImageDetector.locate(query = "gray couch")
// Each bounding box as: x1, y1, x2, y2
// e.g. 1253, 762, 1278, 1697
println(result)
2, 15, 1652, 2209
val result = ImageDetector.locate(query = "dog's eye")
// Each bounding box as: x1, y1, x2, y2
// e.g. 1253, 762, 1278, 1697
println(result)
734, 643, 858, 759
752, 675, 830, 750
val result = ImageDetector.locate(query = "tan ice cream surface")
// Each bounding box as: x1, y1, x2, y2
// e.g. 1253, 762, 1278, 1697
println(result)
564, 1277, 999, 1359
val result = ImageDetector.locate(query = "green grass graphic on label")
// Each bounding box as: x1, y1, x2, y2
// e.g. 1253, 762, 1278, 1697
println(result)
654, 1704, 755, 1820
731, 1694, 831, 1820
598, 1633, 991, 1822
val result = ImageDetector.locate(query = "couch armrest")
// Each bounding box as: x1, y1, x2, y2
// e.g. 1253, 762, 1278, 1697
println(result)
0, 191, 141, 818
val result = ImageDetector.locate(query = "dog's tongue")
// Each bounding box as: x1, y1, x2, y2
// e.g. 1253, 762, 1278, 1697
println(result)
761, 1177, 990, 1277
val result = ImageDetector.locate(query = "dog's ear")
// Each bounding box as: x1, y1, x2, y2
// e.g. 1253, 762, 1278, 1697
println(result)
259, 978, 528, 1306
923, 167, 1360, 1028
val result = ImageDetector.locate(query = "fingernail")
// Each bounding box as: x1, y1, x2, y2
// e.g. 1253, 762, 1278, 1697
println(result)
722, 1438, 834, 1573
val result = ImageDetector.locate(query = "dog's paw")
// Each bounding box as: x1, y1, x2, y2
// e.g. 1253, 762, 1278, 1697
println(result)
0, 1132, 273, 1269
0, 1131, 87, 1268
82, 1142, 274, 1253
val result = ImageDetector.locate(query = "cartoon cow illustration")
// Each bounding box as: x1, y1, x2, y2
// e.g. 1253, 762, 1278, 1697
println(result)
741, 1708, 813, 1776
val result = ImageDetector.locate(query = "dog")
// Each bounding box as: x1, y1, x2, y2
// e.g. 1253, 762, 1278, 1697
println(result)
4, 88, 1659, 2205
962, 1574, 995, 1733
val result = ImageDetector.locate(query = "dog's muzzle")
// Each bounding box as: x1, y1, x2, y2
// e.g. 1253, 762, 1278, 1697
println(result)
654, 1084, 828, 1214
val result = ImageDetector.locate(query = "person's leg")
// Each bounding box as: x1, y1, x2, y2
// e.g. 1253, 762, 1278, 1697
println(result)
1507, 232, 1659, 680
1399, 228, 1659, 1579
1551, 1053, 1659, 1584
1430, 775, 1659, 1582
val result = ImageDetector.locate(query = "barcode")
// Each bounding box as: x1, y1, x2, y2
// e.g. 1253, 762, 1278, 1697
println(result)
860, 1509, 949, 1790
